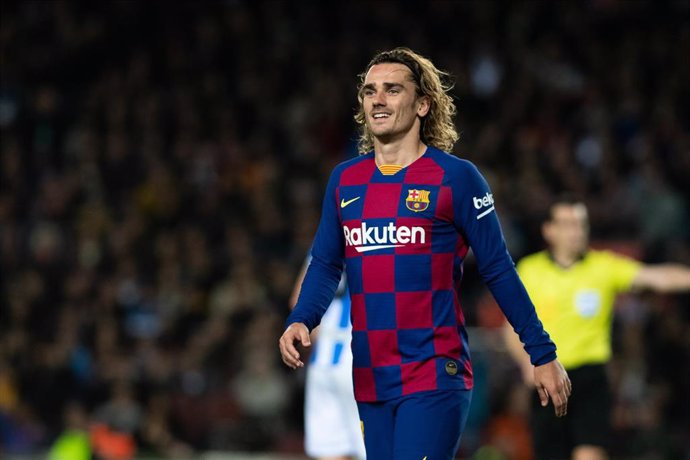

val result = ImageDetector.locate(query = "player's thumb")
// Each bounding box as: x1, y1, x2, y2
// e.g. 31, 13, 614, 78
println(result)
300, 327, 311, 347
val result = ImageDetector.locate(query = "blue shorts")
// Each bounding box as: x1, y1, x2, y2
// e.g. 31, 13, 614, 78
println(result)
357, 389, 472, 460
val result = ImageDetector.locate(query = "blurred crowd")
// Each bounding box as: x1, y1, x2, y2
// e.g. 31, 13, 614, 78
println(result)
1, 1, 688, 458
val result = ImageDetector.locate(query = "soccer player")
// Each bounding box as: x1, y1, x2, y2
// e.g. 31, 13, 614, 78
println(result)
279, 47, 571, 459
504, 197, 690, 460
290, 260, 366, 460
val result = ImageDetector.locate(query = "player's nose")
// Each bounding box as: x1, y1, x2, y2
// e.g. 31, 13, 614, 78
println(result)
372, 90, 386, 106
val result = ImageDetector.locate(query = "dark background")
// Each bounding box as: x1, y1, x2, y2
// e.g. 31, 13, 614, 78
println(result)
1, 1, 689, 458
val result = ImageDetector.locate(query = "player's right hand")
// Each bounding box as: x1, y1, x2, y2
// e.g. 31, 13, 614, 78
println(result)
278, 322, 311, 369
533, 358, 571, 418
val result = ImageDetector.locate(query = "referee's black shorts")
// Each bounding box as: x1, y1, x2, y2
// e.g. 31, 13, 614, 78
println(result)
530, 363, 611, 460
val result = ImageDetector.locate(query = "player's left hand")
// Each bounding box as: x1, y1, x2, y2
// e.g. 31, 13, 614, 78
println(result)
533, 359, 571, 417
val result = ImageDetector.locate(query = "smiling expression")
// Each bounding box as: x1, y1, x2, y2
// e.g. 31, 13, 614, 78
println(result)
360, 63, 430, 144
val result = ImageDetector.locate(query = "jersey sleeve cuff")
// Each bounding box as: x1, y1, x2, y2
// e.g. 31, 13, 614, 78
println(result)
531, 350, 558, 366
285, 314, 314, 332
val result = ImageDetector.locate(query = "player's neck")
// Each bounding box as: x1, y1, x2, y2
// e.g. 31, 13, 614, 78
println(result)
374, 136, 427, 168
550, 249, 584, 268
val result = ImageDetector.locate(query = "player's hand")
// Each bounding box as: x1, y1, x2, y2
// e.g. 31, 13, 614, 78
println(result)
278, 322, 311, 370
533, 359, 571, 417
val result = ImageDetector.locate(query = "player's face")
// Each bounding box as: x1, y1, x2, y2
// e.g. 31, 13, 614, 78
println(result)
360, 63, 429, 143
543, 204, 589, 256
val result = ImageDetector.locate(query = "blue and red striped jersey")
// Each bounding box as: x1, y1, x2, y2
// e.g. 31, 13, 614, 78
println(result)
287, 146, 556, 402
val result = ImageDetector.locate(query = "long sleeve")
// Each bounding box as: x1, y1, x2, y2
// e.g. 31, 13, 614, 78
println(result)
452, 161, 557, 366
286, 167, 345, 331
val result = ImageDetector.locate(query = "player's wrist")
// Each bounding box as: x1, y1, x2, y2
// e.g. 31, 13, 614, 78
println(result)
286, 321, 307, 331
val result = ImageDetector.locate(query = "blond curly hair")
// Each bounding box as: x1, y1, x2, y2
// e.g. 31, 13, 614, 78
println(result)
354, 47, 459, 154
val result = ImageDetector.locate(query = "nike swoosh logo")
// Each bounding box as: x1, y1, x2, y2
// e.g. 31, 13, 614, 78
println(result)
340, 196, 361, 208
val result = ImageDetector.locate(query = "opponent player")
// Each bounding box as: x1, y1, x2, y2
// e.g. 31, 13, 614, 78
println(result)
290, 259, 366, 460
504, 197, 690, 460
279, 47, 571, 459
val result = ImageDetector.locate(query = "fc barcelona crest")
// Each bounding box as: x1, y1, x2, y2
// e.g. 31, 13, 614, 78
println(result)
405, 189, 430, 212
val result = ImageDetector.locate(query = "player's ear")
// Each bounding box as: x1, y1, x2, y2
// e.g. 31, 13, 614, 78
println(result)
417, 95, 430, 118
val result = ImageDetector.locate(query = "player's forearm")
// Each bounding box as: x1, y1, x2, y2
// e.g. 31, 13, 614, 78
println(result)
469, 227, 556, 364
486, 266, 557, 365
286, 256, 342, 331
451, 160, 556, 363
289, 167, 345, 328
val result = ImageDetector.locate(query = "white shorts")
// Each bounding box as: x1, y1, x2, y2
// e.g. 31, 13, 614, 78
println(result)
304, 362, 366, 459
